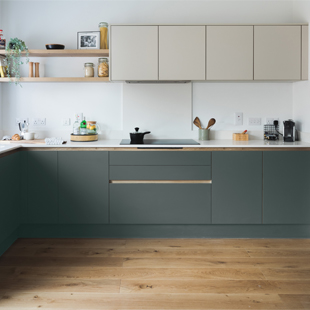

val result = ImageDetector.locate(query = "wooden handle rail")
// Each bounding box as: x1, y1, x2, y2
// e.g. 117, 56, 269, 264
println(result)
110, 180, 212, 184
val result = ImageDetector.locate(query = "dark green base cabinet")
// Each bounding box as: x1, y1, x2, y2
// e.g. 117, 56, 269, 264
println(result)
110, 184, 211, 224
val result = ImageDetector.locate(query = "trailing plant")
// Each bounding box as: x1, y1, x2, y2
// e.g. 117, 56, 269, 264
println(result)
5, 38, 29, 86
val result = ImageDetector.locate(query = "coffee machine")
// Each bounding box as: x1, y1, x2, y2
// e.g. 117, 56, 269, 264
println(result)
283, 120, 296, 142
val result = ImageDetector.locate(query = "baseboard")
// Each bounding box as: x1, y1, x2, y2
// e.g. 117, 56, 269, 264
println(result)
19, 224, 310, 238
0, 228, 20, 256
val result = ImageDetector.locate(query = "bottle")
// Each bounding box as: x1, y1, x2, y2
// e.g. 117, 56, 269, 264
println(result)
80, 117, 87, 135
73, 116, 80, 135
98, 22, 108, 49
0, 30, 6, 50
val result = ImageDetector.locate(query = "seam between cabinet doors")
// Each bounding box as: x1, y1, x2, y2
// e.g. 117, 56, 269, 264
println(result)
262, 151, 263, 224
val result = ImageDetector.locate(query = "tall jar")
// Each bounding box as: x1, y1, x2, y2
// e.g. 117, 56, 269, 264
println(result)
98, 58, 109, 77
84, 63, 94, 77
98, 22, 108, 49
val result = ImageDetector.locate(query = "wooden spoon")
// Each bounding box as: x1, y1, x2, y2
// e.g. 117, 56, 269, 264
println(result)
206, 118, 216, 129
193, 117, 202, 129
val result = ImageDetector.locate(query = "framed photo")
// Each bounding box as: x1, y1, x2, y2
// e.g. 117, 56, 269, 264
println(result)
77, 31, 100, 49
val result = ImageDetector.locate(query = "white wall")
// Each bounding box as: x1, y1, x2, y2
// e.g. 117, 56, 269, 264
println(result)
1, 0, 297, 140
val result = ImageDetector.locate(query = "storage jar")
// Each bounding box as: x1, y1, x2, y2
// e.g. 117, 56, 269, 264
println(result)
84, 63, 94, 77
98, 58, 109, 77
99, 22, 108, 49
87, 121, 99, 135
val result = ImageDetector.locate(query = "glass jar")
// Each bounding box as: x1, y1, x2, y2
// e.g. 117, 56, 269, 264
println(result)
87, 121, 100, 135
0, 57, 8, 77
84, 63, 94, 77
98, 58, 109, 77
98, 22, 108, 49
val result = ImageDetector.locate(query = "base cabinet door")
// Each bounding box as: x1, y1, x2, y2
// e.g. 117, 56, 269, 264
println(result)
212, 151, 263, 224
58, 152, 109, 224
110, 184, 211, 224
263, 151, 310, 224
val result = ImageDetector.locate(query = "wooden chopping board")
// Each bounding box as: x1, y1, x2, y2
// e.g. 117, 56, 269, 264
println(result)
0, 139, 47, 144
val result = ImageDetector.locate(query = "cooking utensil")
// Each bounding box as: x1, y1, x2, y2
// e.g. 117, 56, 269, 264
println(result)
130, 127, 151, 144
206, 118, 216, 129
193, 117, 202, 129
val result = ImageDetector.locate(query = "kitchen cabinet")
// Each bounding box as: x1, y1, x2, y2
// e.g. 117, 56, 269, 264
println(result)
159, 26, 205, 80
263, 151, 310, 224
212, 151, 263, 224
58, 152, 109, 224
27, 151, 58, 224
110, 26, 158, 81
206, 26, 253, 80
254, 26, 301, 80
110, 184, 211, 224
0, 152, 20, 244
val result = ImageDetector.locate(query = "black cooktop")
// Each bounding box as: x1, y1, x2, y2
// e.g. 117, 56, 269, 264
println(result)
120, 139, 200, 145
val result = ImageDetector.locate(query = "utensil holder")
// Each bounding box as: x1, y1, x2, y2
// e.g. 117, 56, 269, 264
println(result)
198, 128, 209, 140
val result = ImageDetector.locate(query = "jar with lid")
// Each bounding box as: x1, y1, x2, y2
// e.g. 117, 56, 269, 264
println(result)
98, 58, 109, 77
98, 22, 108, 49
84, 63, 94, 77
0, 57, 8, 77
87, 121, 100, 135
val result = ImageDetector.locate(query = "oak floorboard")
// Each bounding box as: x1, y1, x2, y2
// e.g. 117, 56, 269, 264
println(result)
120, 279, 310, 294
0, 266, 266, 280
261, 268, 310, 280
0, 292, 289, 309
2, 247, 250, 258
123, 257, 310, 269
247, 249, 310, 258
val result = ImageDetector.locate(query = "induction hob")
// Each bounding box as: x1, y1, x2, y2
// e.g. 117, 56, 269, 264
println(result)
120, 139, 200, 145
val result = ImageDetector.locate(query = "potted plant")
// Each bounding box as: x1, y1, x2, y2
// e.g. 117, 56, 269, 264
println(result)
5, 38, 29, 86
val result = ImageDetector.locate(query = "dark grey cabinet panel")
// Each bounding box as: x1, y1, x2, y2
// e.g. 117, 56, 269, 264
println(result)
263, 151, 310, 224
110, 166, 211, 180
212, 151, 263, 224
58, 152, 109, 224
0, 152, 20, 243
110, 151, 211, 166
110, 184, 211, 224
27, 151, 58, 224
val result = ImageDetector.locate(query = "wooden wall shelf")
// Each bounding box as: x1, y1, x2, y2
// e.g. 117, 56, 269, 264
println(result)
0, 49, 109, 57
0, 77, 110, 83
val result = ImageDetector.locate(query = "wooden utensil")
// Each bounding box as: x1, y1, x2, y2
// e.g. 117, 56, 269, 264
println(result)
206, 118, 216, 129
193, 117, 202, 129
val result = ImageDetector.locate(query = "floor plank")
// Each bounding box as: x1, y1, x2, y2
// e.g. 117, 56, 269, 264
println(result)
261, 268, 310, 280
247, 249, 310, 258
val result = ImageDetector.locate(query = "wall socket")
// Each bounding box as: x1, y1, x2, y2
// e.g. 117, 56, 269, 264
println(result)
62, 118, 71, 126
248, 117, 261, 126
16, 118, 28, 124
266, 118, 279, 125
32, 118, 46, 126
234, 112, 243, 125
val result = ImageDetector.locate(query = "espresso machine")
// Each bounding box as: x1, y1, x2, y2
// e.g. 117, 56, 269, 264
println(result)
283, 120, 296, 142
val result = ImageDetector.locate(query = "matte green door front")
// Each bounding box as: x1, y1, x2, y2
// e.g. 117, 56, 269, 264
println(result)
212, 151, 263, 224
58, 152, 109, 224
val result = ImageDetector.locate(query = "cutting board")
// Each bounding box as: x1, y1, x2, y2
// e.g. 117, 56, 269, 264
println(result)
0, 139, 46, 144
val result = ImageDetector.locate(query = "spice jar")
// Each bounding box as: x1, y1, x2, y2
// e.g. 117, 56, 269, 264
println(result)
87, 121, 100, 135
84, 63, 94, 77
99, 22, 108, 49
98, 58, 109, 77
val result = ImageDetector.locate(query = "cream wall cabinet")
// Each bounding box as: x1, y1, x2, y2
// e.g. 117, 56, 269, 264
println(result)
110, 26, 158, 81
254, 26, 301, 80
206, 26, 253, 81
159, 26, 205, 80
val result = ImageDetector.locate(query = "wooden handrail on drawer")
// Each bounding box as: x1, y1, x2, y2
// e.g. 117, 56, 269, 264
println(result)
109, 180, 212, 184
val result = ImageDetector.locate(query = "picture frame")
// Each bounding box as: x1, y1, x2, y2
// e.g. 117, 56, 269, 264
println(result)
77, 31, 100, 49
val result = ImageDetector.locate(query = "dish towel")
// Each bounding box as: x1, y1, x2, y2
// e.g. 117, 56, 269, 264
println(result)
45, 137, 66, 145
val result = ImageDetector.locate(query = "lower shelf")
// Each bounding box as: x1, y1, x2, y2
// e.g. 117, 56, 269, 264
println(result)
0, 77, 110, 83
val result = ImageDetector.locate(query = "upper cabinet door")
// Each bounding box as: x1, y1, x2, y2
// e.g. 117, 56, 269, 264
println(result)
159, 26, 205, 80
254, 26, 301, 80
206, 26, 253, 80
111, 26, 158, 81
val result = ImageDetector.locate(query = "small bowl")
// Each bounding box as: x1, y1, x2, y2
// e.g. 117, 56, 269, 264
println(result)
45, 44, 65, 50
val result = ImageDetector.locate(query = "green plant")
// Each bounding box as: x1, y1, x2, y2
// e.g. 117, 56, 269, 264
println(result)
5, 38, 29, 86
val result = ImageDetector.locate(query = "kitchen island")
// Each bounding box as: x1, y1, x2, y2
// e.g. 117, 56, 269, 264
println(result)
1, 139, 310, 256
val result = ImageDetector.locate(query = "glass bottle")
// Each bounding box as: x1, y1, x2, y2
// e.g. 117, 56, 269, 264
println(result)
0, 30, 6, 50
98, 58, 109, 77
80, 117, 87, 135
84, 63, 94, 77
73, 116, 80, 135
98, 22, 108, 49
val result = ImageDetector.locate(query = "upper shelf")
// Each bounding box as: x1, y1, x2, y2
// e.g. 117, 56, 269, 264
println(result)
0, 49, 109, 57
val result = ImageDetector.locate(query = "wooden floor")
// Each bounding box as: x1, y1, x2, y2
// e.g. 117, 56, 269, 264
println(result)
0, 238, 310, 309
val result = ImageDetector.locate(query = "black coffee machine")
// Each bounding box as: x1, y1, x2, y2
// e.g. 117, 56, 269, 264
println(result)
283, 120, 296, 142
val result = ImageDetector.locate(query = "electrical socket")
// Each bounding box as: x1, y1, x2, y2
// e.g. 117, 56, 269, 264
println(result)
16, 118, 28, 124
266, 118, 279, 125
32, 118, 46, 126
249, 117, 261, 126
234, 112, 243, 126
62, 118, 70, 126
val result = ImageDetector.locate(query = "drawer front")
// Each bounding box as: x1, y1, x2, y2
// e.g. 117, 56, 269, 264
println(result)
109, 151, 211, 166
110, 184, 211, 224
110, 166, 211, 180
